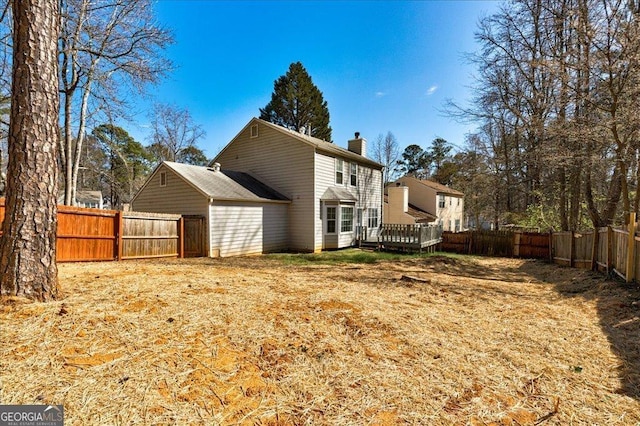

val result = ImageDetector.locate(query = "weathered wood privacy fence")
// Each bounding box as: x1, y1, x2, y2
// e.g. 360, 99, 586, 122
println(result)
438, 213, 639, 283
0, 200, 184, 262
551, 213, 638, 283
440, 230, 551, 258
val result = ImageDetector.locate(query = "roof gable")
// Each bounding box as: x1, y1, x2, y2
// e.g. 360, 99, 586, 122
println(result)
217, 118, 383, 170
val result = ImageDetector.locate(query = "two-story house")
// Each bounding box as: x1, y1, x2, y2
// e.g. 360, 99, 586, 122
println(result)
215, 118, 383, 252
384, 176, 464, 231
132, 118, 383, 256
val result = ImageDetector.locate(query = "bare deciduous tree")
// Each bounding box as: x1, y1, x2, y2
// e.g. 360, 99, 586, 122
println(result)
371, 131, 400, 184
449, 0, 640, 230
58, 0, 172, 205
148, 103, 206, 164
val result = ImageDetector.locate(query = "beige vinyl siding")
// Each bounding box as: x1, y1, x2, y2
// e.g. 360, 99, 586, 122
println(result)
437, 195, 464, 231
209, 202, 287, 257
314, 153, 337, 249
210, 203, 262, 257
315, 153, 358, 249
398, 177, 436, 215
357, 165, 382, 226
131, 165, 208, 217
262, 203, 289, 252
216, 123, 315, 252
315, 152, 382, 249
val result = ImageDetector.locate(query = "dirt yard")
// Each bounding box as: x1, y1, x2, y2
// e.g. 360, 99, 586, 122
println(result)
1, 253, 639, 425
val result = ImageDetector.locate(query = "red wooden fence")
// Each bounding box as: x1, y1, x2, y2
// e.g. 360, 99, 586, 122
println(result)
0, 199, 183, 262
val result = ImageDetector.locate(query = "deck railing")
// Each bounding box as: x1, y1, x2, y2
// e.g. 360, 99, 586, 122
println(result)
377, 224, 443, 252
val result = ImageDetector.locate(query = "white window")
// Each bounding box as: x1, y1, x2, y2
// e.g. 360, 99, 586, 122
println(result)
326, 206, 337, 234
335, 159, 344, 184
438, 194, 445, 208
250, 124, 258, 138
455, 219, 461, 232
350, 163, 357, 186
341, 206, 353, 232
367, 208, 378, 228
160, 171, 167, 187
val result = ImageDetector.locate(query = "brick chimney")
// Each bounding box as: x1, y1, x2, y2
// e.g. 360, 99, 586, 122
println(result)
348, 132, 367, 157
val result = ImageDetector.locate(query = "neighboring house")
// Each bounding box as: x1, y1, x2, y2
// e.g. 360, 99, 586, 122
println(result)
214, 118, 383, 252
384, 186, 436, 225
384, 176, 464, 232
58, 190, 104, 209
131, 161, 290, 257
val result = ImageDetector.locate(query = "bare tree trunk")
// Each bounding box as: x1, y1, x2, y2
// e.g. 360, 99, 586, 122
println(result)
0, 0, 60, 301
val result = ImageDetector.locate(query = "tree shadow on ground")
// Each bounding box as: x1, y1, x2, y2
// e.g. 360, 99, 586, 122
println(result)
399, 255, 640, 401
517, 261, 640, 401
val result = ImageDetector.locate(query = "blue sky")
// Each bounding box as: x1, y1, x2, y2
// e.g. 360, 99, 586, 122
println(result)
127, 0, 501, 158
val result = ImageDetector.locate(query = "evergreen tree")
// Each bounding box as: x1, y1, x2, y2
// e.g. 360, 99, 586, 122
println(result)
260, 62, 332, 142
92, 124, 152, 208
396, 144, 429, 178
426, 137, 452, 178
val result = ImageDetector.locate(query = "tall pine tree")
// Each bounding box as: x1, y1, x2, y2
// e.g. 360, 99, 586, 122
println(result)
260, 62, 332, 142
1, 0, 60, 300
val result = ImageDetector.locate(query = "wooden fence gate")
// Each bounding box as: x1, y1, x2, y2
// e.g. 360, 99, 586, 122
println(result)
183, 215, 206, 257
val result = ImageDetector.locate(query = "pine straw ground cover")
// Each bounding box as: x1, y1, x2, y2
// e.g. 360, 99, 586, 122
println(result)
1, 252, 639, 425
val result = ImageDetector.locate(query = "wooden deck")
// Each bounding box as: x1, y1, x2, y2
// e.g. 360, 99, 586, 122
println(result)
359, 224, 443, 253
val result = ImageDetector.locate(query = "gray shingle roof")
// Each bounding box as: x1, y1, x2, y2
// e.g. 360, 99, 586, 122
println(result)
320, 186, 357, 202
163, 161, 289, 202
416, 179, 464, 196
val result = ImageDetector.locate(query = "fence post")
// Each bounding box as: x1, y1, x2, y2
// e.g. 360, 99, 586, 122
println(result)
178, 216, 184, 258
570, 231, 576, 268
626, 212, 637, 283
606, 226, 613, 276
590, 228, 599, 271
115, 210, 123, 261
548, 230, 553, 263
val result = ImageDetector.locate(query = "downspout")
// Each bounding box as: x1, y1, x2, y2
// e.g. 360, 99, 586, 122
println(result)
207, 197, 214, 257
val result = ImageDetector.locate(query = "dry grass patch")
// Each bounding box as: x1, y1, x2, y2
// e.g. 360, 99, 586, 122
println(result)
1, 253, 639, 425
